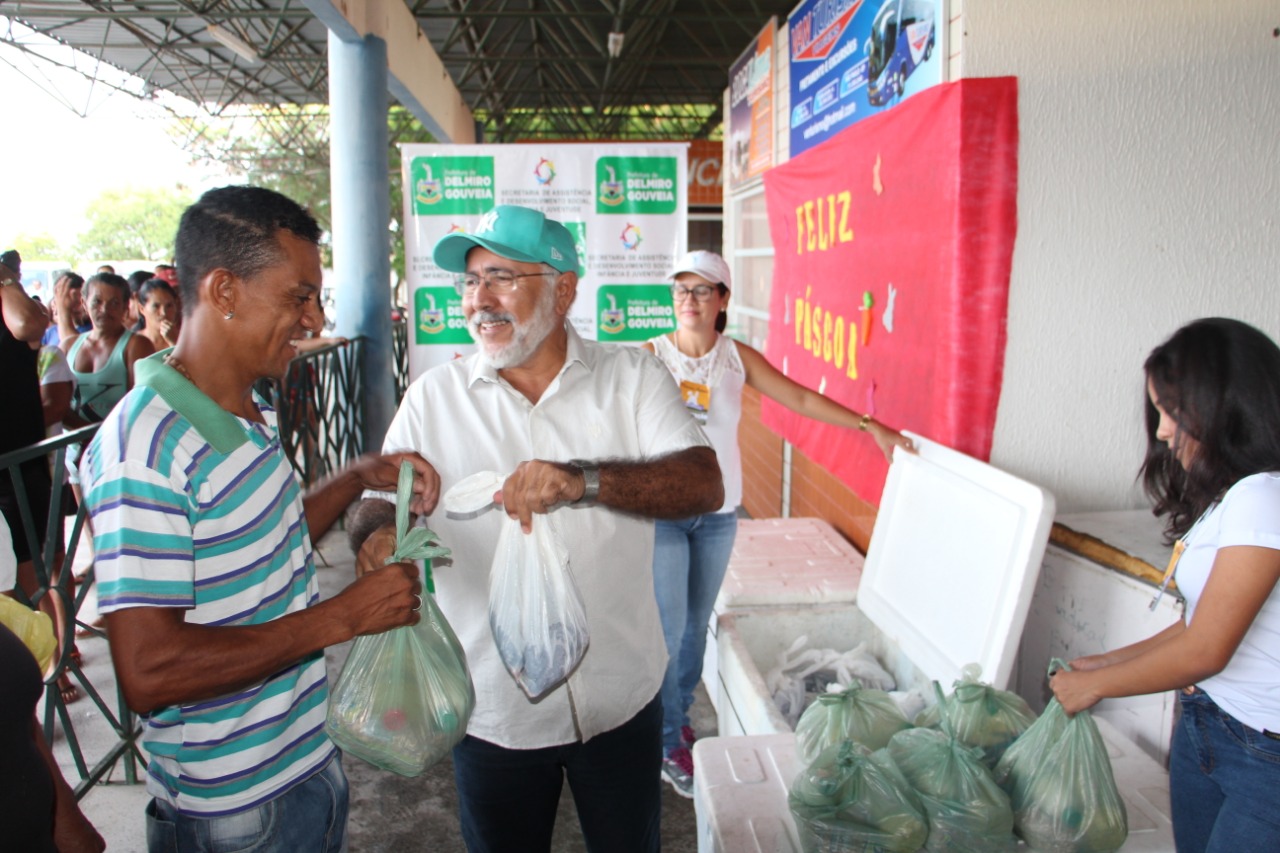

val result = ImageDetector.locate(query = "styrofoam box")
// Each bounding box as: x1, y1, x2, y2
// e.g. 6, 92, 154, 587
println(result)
693, 726, 1174, 853
703, 518, 865, 712
700, 433, 1175, 852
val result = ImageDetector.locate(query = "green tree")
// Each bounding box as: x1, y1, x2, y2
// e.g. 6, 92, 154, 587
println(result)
74, 186, 192, 262
9, 231, 66, 261
174, 105, 435, 298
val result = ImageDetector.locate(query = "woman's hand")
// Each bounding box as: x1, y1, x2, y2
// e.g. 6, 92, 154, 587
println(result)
158, 318, 178, 346
1049, 667, 1105, 714
868, 420, 914, 463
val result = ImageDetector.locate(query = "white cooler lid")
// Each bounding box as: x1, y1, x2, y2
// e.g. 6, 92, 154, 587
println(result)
859, 431, 1055, 690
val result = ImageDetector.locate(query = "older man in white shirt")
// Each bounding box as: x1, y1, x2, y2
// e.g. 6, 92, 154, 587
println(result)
351, 204, 722, 852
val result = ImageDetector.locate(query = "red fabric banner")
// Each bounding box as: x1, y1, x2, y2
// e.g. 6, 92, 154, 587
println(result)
761, 76, 1019, 505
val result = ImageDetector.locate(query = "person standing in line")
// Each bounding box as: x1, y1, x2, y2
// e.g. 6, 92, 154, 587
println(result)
60, 272, 154, 426
42, 272, 90, 347
349, 204, 723, 853
0, 249, 56, 637
1051, 317, 1280, 853
79, 185, 436, 852
643, 250, 912, 797
136, 278, 181, 351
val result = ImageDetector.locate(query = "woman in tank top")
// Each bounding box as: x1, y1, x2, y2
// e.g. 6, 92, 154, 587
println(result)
61, 272, 154, 426
1051, 318, 1280, 852
642, 250, 912, 798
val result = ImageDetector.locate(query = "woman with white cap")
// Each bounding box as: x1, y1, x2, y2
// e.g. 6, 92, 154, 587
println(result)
643, 249, 911, 797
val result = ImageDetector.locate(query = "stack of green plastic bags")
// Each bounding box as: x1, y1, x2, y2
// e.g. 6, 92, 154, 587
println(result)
325, 461, 476, 777
789, 665, 1129, 852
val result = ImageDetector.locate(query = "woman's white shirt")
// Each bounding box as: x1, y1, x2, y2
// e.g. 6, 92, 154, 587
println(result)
650, 333, 745, 513
1176, 471, 1280, 731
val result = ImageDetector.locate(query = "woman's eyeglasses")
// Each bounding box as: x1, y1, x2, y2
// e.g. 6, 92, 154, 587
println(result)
670, 283, 720, 302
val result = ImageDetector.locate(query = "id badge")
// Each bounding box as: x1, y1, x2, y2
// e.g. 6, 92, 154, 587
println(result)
679, 379, 710, 423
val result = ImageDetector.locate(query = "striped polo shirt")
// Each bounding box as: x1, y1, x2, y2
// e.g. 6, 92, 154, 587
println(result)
81, 351, 334, 817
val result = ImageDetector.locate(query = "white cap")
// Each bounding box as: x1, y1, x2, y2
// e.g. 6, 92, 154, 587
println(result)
669, 250, 731, 291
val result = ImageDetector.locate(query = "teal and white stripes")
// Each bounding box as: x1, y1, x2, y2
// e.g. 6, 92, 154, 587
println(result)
82, 385, 334, 817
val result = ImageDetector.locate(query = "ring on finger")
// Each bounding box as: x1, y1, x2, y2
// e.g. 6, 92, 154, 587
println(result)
412, 593, 422, 611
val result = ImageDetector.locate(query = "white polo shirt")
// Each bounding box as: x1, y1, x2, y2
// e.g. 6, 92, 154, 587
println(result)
375, 325, 710, 747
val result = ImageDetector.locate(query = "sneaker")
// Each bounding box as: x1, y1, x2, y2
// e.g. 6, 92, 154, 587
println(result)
681, 725, 698, 748
661, 747, 695, 799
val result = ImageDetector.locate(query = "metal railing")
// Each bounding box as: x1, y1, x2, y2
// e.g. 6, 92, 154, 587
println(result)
255, 337, 368, 489
1, 337, 373, 799
0, 425, 144, 797
392, 316, 410, 404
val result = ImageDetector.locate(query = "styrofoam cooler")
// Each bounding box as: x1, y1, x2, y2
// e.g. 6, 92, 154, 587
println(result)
693, 723, 1174, 853
703, 518, 865, 712
697, 432, 1176, 852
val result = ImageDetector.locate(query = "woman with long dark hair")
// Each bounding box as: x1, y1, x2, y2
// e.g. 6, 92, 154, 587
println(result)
1051, 317, 1280, 851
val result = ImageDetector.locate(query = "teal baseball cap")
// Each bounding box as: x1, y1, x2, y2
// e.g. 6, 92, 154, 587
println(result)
433, 205, 579, 274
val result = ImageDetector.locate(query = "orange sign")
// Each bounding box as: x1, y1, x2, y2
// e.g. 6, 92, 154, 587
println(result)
688, 139, 723, 207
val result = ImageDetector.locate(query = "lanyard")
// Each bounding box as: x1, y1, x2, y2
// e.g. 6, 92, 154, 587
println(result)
1149, 506, 1211, 611
1148, 539, 1186, 611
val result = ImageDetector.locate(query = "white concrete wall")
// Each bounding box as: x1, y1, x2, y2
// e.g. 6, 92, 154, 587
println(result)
960, 1, 1280, 511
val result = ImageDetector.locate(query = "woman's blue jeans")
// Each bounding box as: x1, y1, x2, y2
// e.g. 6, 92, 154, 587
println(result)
1170, 688, 1280, 852
652, 511, 738, 754
145, 754, 348, 853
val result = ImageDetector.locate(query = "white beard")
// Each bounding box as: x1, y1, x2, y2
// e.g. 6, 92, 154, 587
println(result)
469, 283, 561, 369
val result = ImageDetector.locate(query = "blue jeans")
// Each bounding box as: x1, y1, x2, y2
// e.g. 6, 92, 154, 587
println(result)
145, 754, 348, 853
451, 693, 663, 853
1169, 689, 1280, 852
653, 511, 738, 754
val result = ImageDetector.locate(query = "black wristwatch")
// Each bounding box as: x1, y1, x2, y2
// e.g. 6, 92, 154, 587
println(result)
569, 459, 600, 506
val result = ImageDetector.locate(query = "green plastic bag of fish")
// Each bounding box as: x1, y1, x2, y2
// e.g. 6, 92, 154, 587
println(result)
789, 739, 929, 853
993, 661, 1128, 853
915, 663, 1037, 768
884, 683, 1017, 852
796, 682, 913, 762
325, 461, 475, 776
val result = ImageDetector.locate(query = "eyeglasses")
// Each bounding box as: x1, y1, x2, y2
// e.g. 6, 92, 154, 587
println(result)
671, 283, 720, 302
454, 269, 553, 296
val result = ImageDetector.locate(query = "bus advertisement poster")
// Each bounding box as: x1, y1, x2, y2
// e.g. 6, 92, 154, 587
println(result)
727, 18, 777, 190
787, 0, 944, 157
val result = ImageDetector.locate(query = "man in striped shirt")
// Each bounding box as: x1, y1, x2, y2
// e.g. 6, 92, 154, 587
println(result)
80, 186, 436, 852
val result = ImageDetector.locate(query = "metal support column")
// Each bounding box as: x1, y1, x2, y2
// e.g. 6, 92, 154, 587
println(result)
329, 31, 394, 449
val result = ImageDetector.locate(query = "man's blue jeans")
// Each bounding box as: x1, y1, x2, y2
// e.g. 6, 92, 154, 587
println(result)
145, 754, 348, 853
652, 511, 738, 754
451, 693, 663, 853
1170, 688, 1280, 852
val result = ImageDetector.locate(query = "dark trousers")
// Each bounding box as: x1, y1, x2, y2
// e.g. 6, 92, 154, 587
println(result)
452, 693, 663, 853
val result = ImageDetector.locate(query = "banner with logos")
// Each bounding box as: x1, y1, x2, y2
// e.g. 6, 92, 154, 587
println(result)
761, 77, 1018, 505
727, 18, 776, 189
788, 0, 943, 158
401, 143, 688, 379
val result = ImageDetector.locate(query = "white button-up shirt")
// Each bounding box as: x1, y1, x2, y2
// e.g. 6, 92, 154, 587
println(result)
374, 325, 710, 747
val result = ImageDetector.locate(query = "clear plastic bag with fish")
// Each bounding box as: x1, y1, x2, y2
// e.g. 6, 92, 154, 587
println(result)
443, 470, 590, 700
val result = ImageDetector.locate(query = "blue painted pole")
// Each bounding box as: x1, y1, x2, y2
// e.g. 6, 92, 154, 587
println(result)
328, 31, 394, 451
